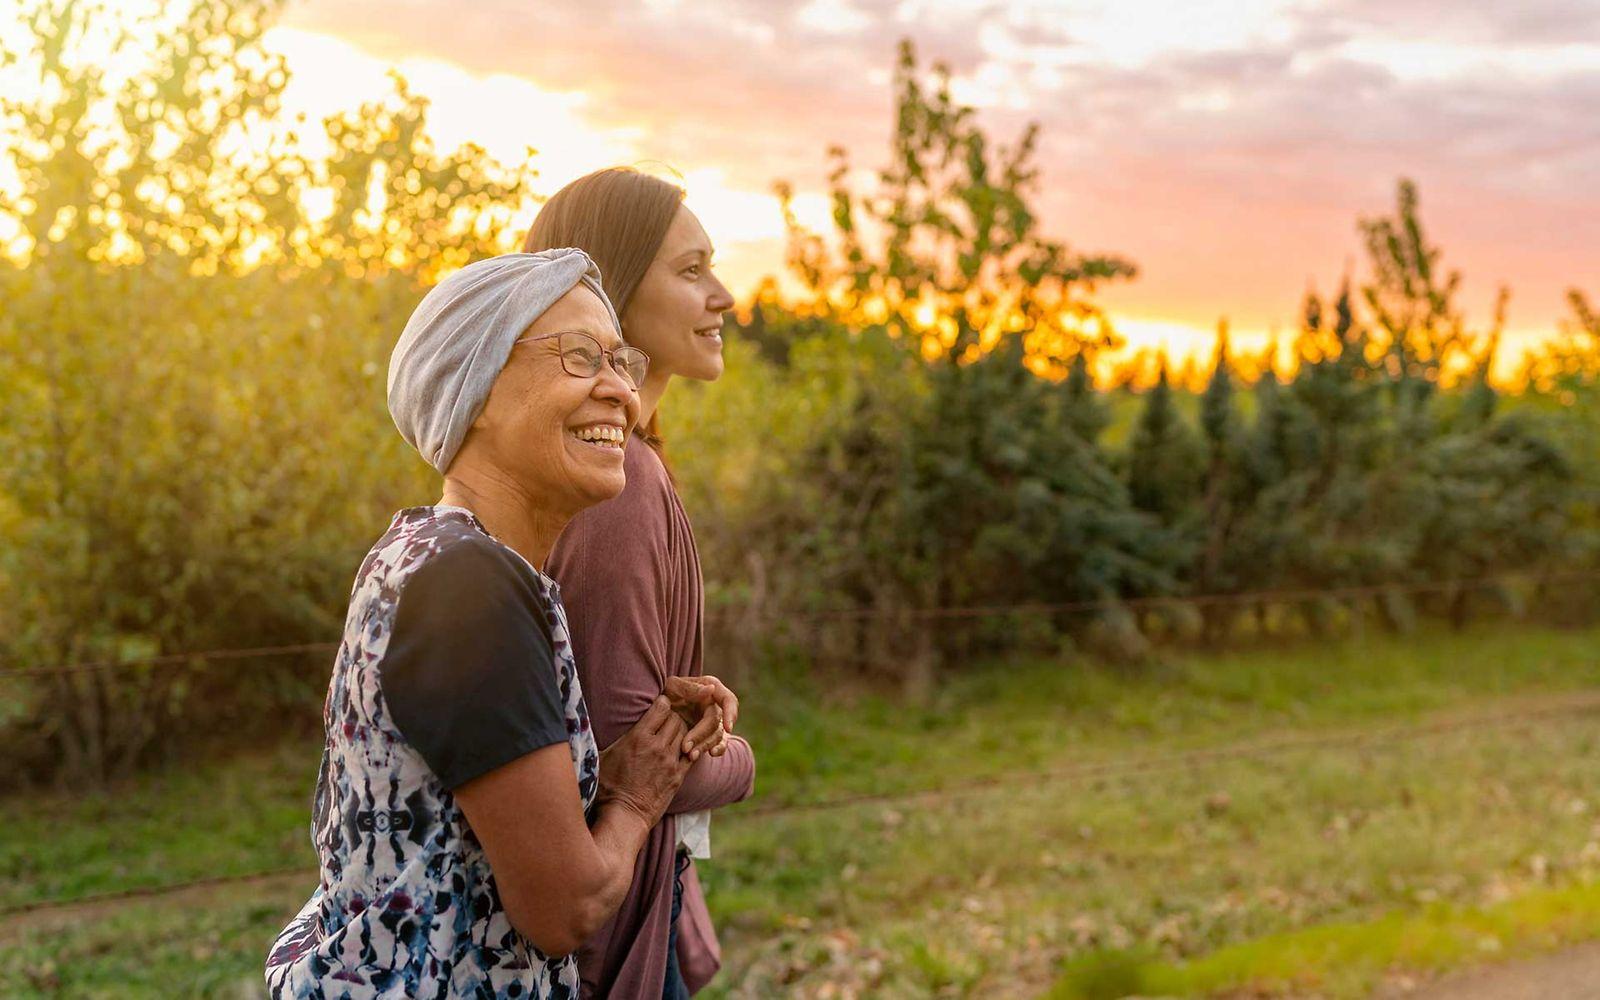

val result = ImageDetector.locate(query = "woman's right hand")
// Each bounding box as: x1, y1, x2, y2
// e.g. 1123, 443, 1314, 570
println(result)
597, 695, 692, 827
664, 675, 739, 758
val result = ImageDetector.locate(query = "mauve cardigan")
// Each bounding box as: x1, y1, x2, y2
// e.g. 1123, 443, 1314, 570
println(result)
546, 436, 756, 998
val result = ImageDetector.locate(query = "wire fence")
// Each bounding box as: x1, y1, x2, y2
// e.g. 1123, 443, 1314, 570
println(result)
716, 567, 1600, 624
3, 567, 1593, 681
0, 642, 339, 680
7, 686, 1600, 921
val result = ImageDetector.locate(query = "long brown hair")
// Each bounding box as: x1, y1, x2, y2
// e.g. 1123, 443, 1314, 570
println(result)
522, 168, 685, 451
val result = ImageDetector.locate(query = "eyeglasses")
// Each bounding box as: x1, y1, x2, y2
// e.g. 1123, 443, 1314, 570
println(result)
515, 331, 650, 391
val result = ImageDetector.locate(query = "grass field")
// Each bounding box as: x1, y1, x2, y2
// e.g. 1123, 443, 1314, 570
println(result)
4, 623, 1600, 998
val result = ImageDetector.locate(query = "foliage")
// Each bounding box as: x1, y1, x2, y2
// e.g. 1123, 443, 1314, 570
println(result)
1526, 290, 1600, 393
1125, 362, 1205, 527
776, 40, 1136, 370
1359, 178, 1505, 388
703, 112, 1592, 686
0, 6, 1595, 782
0, 0, 529, 784
727, 43, 1168, 684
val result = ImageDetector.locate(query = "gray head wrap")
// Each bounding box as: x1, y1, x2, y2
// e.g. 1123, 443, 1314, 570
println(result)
387, 248, 621, 474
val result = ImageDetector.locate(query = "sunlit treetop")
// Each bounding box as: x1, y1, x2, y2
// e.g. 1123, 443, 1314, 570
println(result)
0, 0, 536, 283
774, 41, 1138, 376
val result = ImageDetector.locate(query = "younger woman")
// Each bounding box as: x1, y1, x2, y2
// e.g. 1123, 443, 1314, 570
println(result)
526, 169, 755, 998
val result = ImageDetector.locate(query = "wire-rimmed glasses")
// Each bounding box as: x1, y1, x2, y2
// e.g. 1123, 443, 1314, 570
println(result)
515, 331, 650, 391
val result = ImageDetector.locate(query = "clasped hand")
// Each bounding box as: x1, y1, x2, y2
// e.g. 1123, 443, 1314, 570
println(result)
596, 677, 741, 829
663, 675, 739, 762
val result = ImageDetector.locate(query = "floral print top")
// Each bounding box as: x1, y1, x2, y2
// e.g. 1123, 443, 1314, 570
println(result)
266, 505, 600, 1000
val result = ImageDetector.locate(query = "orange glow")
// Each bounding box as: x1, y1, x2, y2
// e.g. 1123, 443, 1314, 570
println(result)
0, 5, 1583, 388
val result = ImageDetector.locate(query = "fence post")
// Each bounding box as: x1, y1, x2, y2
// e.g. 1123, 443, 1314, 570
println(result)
903, 606, 936, 704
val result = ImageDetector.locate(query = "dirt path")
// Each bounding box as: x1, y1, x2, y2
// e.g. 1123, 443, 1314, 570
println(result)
1381, 942, 1600, 999
0, 869, 308, 944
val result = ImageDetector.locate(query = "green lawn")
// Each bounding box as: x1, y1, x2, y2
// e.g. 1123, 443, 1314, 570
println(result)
4, 623, 1600, 998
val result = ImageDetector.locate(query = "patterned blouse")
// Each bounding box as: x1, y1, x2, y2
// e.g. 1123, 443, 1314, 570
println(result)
265, 505, 601, 999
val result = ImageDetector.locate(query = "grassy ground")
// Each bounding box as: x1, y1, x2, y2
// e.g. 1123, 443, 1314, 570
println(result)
1048, 881, 1600, 999
4, 622, 1600, 998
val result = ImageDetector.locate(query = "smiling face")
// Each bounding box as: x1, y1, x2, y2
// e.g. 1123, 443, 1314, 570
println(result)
455, 284, 640, 518
620, 204, 736, 384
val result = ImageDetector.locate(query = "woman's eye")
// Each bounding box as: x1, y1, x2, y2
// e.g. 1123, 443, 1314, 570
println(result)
682, 264, 701, 278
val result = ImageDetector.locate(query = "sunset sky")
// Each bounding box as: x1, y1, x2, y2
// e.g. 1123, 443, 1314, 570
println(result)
8, 0, 1597, 374
260, 0, 1599, 372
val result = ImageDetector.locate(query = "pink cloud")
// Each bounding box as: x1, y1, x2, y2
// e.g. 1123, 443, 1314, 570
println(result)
279, 0, 1600, 335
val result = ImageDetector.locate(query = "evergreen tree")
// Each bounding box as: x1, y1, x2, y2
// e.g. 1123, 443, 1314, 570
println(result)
1248, 367, 1289, 488
1247, 364, 1318, 491
909, 336, 1167, 612
1194, 328, 1247, 633
1126, 363, 1205, 527
1227, 364, 1315, 601
1061, 351, 1110, 443
1292, 280, 1379, 494
1199, 324, 1243, 452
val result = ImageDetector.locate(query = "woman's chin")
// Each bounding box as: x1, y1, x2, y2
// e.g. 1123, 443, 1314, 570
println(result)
684, 353, 725, 382
574, 467, 627, 506
687, 332, 726, 380
559, 440, 628, 505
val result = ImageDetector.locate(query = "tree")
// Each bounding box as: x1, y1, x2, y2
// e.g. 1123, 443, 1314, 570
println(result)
1523, 289, 1600, 392
1126, 363, 1205, 526
776, 40, 1136, 371
758, 37, 1164, 687
0, 0, 534, 280
1061, 351, 1111, 443
1228, 364, 1317, 613
1360, 178, 1505, 393
1193, 328, 1247, 634
0, 0, 540, 785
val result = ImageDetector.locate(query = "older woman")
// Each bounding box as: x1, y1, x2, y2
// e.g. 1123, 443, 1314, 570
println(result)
265, 249, 726, 999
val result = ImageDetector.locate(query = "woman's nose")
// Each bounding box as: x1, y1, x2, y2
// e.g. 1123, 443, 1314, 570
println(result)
592, 361, 634, 402
708, 276, 735, 313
